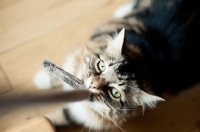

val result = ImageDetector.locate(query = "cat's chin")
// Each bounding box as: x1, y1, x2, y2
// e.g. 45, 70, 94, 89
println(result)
85, 101, 116, 129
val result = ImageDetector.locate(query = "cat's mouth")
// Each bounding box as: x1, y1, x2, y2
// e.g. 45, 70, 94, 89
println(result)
89, 89, 103, 103
83, 78, 101, 102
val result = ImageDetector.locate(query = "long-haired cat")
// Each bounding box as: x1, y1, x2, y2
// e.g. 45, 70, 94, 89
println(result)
34, 0, 200, 130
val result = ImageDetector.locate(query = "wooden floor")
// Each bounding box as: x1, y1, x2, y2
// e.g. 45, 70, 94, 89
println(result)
0, 0, 200, 131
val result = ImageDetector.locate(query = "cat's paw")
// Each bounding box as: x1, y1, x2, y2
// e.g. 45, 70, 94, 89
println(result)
33, 70, 52, 90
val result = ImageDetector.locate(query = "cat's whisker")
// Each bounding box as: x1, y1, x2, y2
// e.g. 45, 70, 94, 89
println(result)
97, 100, 125, 132
100, 112, 103, 132
67, 46, 78, 61
95, 110, 101, 130
95, 27, 110, 43
63, 42, 71, 53
80, 126, 85, 132
115, 107, 137, 111
96, 110, 103, 131
61, 30, 81, 71
89, 110, 96, 132
71, 63, 80, 69
116, 110, 124, 119
65, 28, 77, 57
45, 56, 52, 61
104, 101, 125, 120
107, 115, 126, 132
60, 34, 68, 55
87, 124, 91, 132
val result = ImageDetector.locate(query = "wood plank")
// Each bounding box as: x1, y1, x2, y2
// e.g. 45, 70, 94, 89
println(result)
4, 116, 56, 132
0, 0, 122, 55
0, 31, 67, 89
0, 108, 39, 132
0, 0, 124, 90
0, 62, 12, 94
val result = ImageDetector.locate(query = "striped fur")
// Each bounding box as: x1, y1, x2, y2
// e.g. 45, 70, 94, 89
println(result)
34, 0, 200, 130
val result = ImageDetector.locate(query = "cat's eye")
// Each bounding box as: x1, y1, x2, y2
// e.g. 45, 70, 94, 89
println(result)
97, 60, 105, 72
110, 88, 121, 98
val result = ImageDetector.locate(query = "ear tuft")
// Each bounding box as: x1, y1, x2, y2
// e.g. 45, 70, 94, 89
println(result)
107, 28, 125, 54
140, 91, 165, 109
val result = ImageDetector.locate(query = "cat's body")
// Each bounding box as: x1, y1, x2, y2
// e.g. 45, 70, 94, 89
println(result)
34, 0, 200, 130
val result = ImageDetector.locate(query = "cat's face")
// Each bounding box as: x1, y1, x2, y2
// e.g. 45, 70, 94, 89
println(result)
71, 29, 164, 129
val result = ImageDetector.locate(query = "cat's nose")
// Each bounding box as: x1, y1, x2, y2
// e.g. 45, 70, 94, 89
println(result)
88, 77, 105, 90
89, 81, 98, 89
89, 79, 103, 90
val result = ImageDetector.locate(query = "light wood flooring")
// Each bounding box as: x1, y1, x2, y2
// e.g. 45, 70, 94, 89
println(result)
0, 0, 200, 131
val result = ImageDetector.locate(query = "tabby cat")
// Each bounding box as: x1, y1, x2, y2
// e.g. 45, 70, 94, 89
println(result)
34, 0, 200, 130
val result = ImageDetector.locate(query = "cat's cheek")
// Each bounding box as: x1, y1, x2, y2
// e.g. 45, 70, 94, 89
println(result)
84, 77, 92, 89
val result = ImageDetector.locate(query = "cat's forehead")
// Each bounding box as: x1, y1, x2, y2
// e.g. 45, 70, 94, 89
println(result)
86, 41, 123, 59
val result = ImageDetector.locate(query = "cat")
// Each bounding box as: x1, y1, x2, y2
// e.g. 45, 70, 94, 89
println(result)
34, 0, 200, 130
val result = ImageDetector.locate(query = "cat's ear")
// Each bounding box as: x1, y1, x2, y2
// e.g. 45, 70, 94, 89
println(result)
139, 91, 165, 109
107, 28, 125, 53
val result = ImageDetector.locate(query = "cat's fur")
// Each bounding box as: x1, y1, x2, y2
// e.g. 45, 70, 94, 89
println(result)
34, 0, 200, 130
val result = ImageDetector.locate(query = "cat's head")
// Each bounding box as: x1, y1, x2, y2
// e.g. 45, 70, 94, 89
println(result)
71, 28, 164, 129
